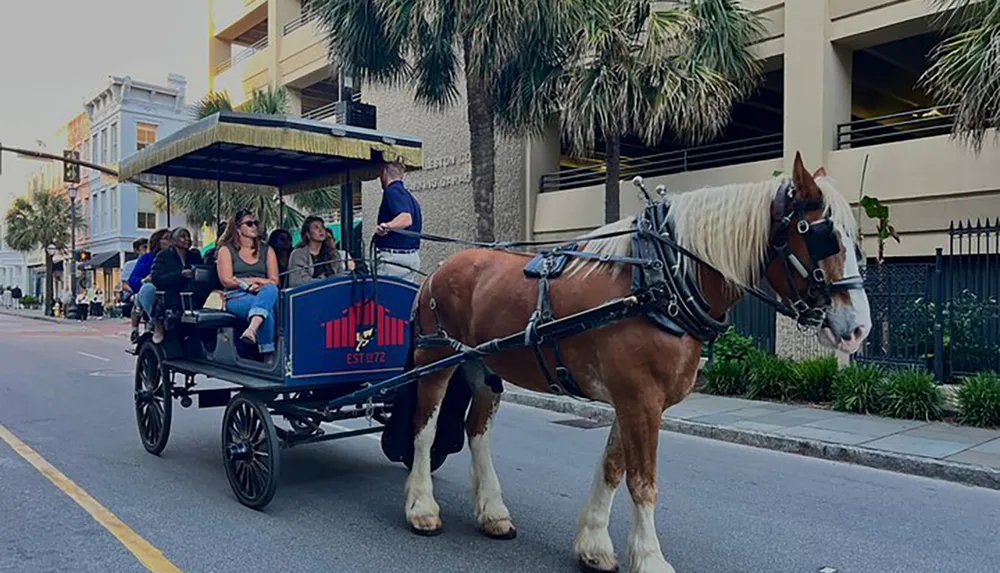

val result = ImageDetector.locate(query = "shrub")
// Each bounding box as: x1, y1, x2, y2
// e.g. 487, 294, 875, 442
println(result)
746, 353, 799, 400
711, 327, 757, 363
832, 363, 888, 414
701, 359, 748, 396
792, 356, 839, 403
957, 371, 1000, 428
882, 369, 944, 421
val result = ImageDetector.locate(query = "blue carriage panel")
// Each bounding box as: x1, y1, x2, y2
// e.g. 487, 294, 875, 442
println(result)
283, 275, 419, 387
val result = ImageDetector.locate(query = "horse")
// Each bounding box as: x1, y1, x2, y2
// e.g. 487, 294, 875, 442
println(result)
400, 152, 872, 573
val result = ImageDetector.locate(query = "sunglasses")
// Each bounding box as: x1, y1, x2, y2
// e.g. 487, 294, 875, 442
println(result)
241, 220, 259, 228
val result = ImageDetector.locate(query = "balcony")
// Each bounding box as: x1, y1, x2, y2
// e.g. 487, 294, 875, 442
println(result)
215, 36, 271, 104
837, 104, 958, 149
539, 133, 783, 193
214, 0, 267, 39
302, 100, 377, 129
282, 7, 319, 36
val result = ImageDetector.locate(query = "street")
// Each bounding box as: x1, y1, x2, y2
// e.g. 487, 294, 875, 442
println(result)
1, 313, 999, 573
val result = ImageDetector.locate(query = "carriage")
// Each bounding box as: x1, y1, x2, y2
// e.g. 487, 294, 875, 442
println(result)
120, 111, 464, 509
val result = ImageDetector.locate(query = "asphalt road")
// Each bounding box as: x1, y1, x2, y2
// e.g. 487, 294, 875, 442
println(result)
1, 312, 999, 573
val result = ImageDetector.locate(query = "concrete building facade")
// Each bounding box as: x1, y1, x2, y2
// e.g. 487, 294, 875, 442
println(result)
207, 0, 1000, 358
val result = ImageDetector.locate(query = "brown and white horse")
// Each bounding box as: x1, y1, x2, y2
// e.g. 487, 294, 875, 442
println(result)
401, 153, 871, 573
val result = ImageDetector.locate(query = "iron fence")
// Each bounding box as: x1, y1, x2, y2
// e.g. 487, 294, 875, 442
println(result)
853, 218, 1000, 381
729, 295, 776, 353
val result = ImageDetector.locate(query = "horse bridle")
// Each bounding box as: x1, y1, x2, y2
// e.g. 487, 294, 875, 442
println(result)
765, 181, 866, 331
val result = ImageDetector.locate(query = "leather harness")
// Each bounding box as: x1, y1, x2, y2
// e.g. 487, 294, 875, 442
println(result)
409, 179, 866, 400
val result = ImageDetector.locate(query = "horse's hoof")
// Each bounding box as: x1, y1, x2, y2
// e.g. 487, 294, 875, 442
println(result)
410, 524, 443, 537
481, 519, 517, 540
408, 514, 443, 537
578, 556, 619, 573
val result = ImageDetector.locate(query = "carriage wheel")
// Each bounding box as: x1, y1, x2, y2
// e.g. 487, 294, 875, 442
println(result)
133, 342, 172, 455
222, 392, 280, 510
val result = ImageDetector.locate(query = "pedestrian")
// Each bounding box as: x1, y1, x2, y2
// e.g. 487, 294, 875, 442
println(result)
11, 285, 22, 309
2, 286, 10, 309
373, 161, 423, 283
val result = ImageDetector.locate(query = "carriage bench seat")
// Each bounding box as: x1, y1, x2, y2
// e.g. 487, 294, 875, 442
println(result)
181, 309, 245, 329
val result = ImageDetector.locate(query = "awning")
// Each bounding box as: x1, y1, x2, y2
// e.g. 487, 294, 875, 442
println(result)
81, 251, 120, 270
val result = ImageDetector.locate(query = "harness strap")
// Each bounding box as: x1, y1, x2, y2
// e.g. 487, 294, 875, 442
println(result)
524, 255, 588, 399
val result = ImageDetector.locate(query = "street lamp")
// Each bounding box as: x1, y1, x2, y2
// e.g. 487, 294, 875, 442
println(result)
45, 243, 57, 316
67, 184, 79, 319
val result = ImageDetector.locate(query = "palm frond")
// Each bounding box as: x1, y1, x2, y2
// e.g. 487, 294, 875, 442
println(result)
313, 0, 411, 86
195, 91, 234, 120
920, 0, 1000, 153
247, 85, 289, 115
3, 189, 82, 254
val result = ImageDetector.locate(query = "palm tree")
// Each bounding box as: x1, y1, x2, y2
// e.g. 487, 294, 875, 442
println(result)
556, 0, 765, 223
920, 0, 1000, 154
160, 86, 343, 233
4, 189, 84, 314
313, 0, 573, 242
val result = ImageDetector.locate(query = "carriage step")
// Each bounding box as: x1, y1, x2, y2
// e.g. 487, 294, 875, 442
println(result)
162, 359, 284, 390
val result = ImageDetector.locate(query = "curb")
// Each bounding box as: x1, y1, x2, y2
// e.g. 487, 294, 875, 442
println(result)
500, 387, 1000, 491
0, 309, 65, 324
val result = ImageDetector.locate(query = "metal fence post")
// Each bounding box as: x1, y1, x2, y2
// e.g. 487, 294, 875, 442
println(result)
933, 247, 945, 383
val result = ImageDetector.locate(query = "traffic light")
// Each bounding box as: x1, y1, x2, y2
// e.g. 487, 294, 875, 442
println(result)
75, 250, 91, 263
63, 149, 80, 184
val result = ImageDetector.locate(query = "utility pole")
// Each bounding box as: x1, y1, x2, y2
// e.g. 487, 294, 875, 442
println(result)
64, 149, 81, 319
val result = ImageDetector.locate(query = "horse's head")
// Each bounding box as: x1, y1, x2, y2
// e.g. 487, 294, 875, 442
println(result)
762, 152, 871, 354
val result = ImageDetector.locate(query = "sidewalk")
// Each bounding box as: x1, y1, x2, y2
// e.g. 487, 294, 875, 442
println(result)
0, 307, 64, 323
502, 385, 1000, 490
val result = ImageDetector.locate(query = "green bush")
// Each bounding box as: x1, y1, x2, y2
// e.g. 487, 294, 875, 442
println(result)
957, 371, 1000, 428
882, 369, 944, 421
832, 363, 888, 414
711, 327, 757, 363
746, 353, 799, 400
792, 356, 839, 403
701, 359, 749, 396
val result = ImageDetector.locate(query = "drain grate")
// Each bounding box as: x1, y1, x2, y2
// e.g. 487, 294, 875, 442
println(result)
552, 417, 612, 429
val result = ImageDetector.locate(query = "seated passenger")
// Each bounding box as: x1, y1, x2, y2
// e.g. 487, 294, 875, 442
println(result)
267, 229, 293, 288
131, 229, 173, 341
215, 209, 280, 361
149, 227, 206, 342
286, 216, 347, 288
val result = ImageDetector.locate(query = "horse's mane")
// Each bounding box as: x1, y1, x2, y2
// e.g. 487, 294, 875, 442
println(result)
566, 175, 858, 290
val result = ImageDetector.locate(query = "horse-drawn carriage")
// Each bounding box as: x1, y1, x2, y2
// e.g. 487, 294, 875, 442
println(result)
121, 111, 459, 509
122, 110, 872, 573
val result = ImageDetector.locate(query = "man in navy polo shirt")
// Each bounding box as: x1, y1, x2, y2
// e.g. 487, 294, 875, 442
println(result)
374, 161, 423, 282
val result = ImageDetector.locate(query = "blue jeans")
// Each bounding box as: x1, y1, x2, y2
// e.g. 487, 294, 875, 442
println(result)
136, 283, 157, 316
225, 284, 278, 353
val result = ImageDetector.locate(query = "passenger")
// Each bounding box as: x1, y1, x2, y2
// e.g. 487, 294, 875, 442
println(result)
130, 229, 172, 342
215, 209, 280, 361
149, 227, 206, 343
267, 228, 294, 288
286, 216, 346, 288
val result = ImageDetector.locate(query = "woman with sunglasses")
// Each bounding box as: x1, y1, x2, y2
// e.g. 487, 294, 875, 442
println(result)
216, 209, 280, 361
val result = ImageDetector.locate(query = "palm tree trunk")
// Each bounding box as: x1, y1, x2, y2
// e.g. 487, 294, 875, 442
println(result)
463, 37, 496, 243
604, 132, 622, 224
44, 254, 54, 316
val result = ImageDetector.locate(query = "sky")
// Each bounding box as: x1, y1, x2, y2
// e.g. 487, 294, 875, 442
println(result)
0, 0, 209, 211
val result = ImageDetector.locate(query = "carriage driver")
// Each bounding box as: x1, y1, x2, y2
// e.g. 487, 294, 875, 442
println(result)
374, 161, 423, 282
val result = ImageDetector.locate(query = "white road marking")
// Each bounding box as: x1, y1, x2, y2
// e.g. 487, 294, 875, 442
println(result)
77, 351, 110, 362
819, 567, 839, 573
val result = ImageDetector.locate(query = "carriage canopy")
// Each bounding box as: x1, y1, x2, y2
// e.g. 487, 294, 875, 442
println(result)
117, 111, 423, 194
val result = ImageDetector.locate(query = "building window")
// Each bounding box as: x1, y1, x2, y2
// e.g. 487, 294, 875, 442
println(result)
110, 122, 118, 163
101, 190, 108, 235
92, 135, 99, 165
101, 128, 108, 165
111, 187, 119, 231
137, 190, 157, 230
137, 122, 156, 150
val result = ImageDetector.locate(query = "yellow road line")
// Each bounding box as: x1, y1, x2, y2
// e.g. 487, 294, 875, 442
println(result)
0, 424, 183, 573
